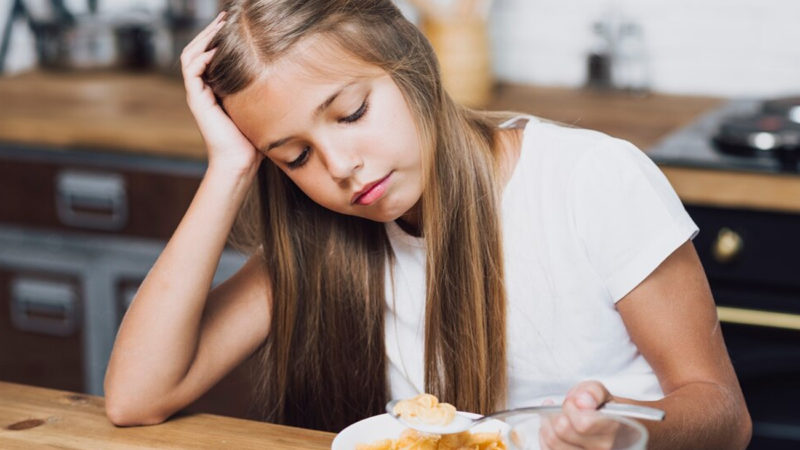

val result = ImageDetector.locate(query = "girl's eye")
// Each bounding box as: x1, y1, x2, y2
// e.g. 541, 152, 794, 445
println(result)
340, 99, 369, 123
288, 146, 310, 169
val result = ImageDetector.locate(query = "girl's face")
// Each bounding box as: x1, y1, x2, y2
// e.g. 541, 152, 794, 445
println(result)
223, 38, 424, 224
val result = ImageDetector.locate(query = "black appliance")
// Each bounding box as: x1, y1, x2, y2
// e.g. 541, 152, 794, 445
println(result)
649, 97, 800, 449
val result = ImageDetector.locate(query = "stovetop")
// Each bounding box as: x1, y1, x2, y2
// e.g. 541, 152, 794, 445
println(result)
648, 99, 797, 174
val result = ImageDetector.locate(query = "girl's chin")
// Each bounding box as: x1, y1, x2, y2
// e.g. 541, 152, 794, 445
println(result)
351, 206, 411, 224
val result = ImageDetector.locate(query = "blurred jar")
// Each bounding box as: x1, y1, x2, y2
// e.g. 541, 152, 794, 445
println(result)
421, 15, 493, 109
612, 21, 650, 95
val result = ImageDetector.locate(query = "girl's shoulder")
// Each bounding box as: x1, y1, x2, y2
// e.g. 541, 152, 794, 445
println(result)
497, 115, 638, 189
516, 117, 656, 180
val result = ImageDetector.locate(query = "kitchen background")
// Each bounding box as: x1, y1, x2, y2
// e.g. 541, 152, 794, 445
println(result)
1, 1, 798, 449
2, 0, 800, 96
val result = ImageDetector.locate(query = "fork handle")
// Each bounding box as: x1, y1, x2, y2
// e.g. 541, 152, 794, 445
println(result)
599, 402, 665, 421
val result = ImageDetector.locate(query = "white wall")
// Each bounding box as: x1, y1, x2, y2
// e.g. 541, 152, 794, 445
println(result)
3, 0, 798, 97
489, 0, 800, 97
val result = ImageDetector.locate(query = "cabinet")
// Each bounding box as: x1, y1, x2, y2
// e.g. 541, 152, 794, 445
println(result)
0, 142, 251, 418
687, 205, 800, 449
0, 268, 83, 392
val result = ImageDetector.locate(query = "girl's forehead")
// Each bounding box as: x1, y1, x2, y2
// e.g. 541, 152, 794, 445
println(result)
227, 47, 380, 116
275, 34, 384, 82
222, 40, 388, 152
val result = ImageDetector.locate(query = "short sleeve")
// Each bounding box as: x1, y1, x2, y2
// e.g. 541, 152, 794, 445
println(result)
570, 138, 699, 302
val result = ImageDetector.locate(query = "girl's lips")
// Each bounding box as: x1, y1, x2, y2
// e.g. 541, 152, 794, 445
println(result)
353, 172, 392, 206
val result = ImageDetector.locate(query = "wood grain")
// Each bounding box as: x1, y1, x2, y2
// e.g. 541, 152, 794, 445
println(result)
0, 71, 206, 159
0, 381, 335, 449
487, 83, 724, 151
662, 166, 800, 214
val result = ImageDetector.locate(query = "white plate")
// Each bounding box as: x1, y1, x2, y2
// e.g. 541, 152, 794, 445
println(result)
331, 412, 509, 450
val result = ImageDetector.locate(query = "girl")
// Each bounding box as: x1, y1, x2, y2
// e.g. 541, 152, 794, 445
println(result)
104, 1, 751, 448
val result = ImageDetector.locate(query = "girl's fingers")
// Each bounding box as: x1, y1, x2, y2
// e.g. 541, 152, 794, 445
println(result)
186, 49, 217, 78
183, 20, 223, 63
181, 12, 226, 65
184, 50, 218, 109
563, 380, 611, 411
539, 415, 582, 450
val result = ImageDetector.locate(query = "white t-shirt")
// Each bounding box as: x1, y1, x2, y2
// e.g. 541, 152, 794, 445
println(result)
383, 116, 699, 408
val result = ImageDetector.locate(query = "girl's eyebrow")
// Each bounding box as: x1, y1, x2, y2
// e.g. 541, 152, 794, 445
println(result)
261, 81, 358, 153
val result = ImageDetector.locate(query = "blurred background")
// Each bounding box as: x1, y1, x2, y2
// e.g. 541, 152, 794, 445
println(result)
2, 0, 799, 96
0, 1, 798, 449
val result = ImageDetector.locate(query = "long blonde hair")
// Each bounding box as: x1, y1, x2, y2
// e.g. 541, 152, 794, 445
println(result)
204, 0, 512, 432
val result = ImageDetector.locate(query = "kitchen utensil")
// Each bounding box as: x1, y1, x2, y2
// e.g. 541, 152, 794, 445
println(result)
385, 400, 665, 435
762, 96, 800, 124
712, 114, 800, 172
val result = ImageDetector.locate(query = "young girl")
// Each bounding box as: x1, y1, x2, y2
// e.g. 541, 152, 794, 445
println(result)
104, 1, 751, 448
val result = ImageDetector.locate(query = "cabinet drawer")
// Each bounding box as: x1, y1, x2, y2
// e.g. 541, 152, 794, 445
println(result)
0, 156, 201, 240
0, 268, 83, 392
688, 206, 800, 290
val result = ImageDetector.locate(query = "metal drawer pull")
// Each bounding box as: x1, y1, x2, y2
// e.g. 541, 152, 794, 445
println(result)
717, 306, 800, 331
712, 227, 743, 264
10, 277, 80, 336
55, 170, 128, 230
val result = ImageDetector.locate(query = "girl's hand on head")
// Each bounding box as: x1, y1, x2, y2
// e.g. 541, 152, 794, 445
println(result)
181, 11, 263, 178
539, 381, 620, 449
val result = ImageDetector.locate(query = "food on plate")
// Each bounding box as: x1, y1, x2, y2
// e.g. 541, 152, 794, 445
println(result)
392, 394, 457, 425
356, 428, 507, 450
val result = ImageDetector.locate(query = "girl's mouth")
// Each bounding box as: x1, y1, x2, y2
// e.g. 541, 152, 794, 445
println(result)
353, 172, 393, 206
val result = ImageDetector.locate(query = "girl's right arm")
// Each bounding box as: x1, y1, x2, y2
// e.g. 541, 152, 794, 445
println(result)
104, 12, 270, 426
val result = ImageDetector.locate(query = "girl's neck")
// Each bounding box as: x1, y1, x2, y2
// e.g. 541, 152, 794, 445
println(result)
396, 199, 422, 237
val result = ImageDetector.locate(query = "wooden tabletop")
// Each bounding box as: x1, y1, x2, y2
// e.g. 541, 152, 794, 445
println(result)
0, 381, 335, 449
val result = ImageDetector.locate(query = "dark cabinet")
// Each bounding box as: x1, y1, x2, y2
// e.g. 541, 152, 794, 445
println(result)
0, 146, 201, 239
0, 268, 84, 392
688, 205, 800, 449
0, 143, 249, 419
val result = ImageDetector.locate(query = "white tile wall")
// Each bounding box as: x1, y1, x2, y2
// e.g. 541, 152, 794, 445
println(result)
2, 0, 797, 97
489, 0, 800, 97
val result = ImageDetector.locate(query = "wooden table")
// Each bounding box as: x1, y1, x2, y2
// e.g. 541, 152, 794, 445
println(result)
0, 381, 335, 449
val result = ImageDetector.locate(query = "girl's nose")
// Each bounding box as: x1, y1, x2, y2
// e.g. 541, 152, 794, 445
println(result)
323, 144, 363, 182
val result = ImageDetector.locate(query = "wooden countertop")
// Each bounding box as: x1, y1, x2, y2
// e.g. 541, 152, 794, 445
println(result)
0, 71, 205, 159
0, 381, 334, 449
489, 85, 800, 214
2, 71, 800, 213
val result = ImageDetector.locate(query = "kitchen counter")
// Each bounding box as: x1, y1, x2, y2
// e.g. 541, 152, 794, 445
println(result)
0, 381, 335, 449
0, 71, 204, 159
489, 84, 800, 215
2, 71, 800, 213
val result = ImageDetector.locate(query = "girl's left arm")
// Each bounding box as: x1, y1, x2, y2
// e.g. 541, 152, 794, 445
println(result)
558, 239, 752, 449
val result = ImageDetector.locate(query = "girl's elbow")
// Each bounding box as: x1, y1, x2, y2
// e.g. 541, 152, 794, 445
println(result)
105, 394, 169, 427
735, 405, 753, 449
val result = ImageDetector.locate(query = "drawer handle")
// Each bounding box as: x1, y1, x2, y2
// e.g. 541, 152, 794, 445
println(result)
717, 306, 800, 331
10, 277, 80, 336
55, 170, 128, 230
712, 227, 743, 264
